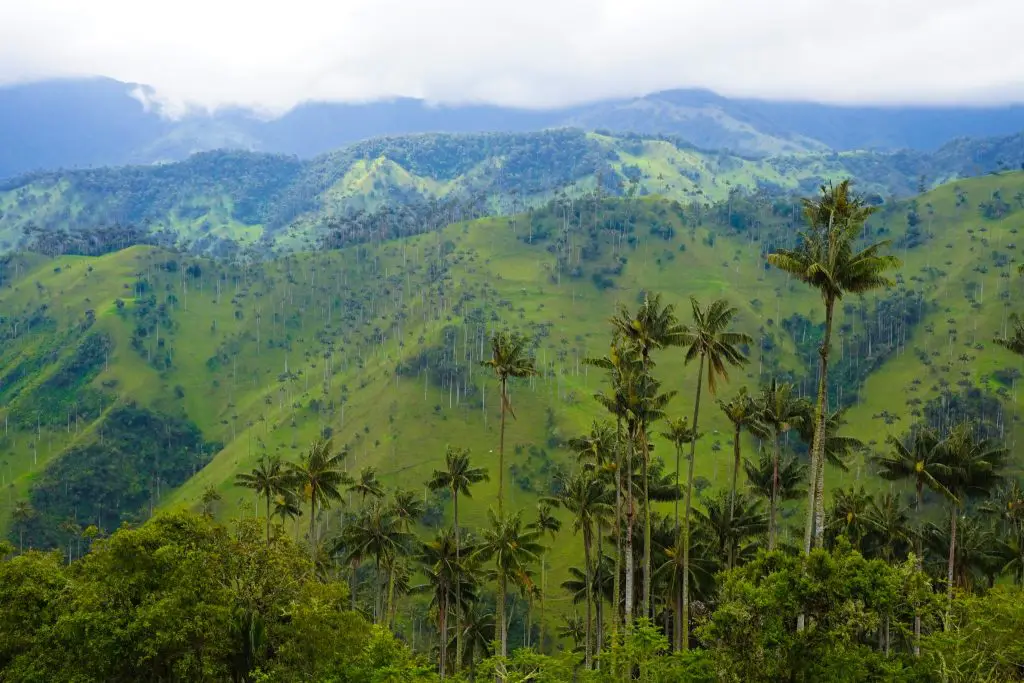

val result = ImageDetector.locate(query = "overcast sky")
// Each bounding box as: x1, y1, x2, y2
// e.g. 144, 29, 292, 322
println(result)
0, 0, 1022, 115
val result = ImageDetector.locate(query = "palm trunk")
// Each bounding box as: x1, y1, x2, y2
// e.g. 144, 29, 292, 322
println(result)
624, 425, 635, 631
946, 506, 957, 631
641, 432, 652, 620
675, 583, 683, 652
439, 592, 448, 679
805, 297, 834, 551
613, 417, 623, 637
499, 572, 508, 657
674, 443, 683, 535
914, 479, 923, 656
539, 552, 547, 654
769, 431, 780, 550
583, 529, 594, 669
266, 491, 272, 544
454, 490, 463, 674
498, 378, 507, 519
385, 560, 397, 629
729, 422, 742, 567
682, 354, 705, 651
595, 524, 604, 664
309, 497, 317, 561
814, 444, 826, 546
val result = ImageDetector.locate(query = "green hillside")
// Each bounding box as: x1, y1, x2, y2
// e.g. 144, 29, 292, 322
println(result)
2, 129, 1019, 256
3, 173, 1024, 586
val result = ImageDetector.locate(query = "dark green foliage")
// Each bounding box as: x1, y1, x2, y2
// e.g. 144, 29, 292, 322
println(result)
0, 512, 424, 682
18, 405, 219, 548
7, 332, 112, 429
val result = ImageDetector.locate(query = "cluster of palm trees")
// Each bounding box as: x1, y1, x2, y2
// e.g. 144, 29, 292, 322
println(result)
223, 180, 1024, 676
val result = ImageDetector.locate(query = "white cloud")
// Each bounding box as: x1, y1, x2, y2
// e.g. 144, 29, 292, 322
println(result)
0, 0, 1022, 115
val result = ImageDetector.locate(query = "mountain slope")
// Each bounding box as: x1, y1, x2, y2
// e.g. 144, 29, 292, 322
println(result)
2, 173, 1024, 567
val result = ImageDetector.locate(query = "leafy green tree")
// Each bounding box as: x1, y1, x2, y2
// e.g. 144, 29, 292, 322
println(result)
694, 490, 768, 571
826, 486, 874, 550
473, 509, 544, 659
349, 466, 385, 505
235, 455, 293, 544
289, 439, 349, 558
768, 179, 900, 552
677, 296, 750, 649
427, 446, 489, 671
481, 331, 536, 518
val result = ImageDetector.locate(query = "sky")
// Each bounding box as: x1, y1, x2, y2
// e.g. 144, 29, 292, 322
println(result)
0, 0, 1022, 115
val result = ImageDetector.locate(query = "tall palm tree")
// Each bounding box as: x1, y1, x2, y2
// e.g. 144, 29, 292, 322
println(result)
717, 387, 761, 526
420, 528, 460, 679
272, 491, 303, 540
873, 425, 948, 653
590, 341, 643, 631
826, 486, 874, 550
473, 509, 544, 658
661, 417, 697, 538
694, 490, 768, 570
994, 313, 1024, 355
11, 500, 35, 553
289, 439, 349, 559
391, 488, 425, 531
481, 331, 536, 518
611, 293, 684, 620
767, 180, 900, 552
755, 379, 806, 549
981, 481, 1024, 584
677, 296, 750, 649
235, 455, 293, 543
546, 470, 611, 669
528, 503, 561, 654
796, 406, 867, 537
427, 446, 489, 671
934, 423, 1007, 623
743, 449, 807, 543
343, 500, 413, 625
349, 466, 385, 505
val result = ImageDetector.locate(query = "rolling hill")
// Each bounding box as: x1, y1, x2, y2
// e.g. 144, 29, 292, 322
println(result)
2, 172, 1024, 594
3, 77, 1024, 178
2, 128, 1023, 255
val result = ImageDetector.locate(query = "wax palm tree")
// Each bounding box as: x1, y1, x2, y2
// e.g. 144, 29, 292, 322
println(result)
427, 446, 489, 671
826, 486, 874, 550
926, 515, 1000, 596
934, 423, 1007, 622
676, 296, 750, 649
271, 491, 302, 540
391, 488, 425, 531
528, 503, 561, 654
546, 469, 611, 668
200, 486, 221, 518
767, 179, 900, 552
288, 439, 349, 557
473, 510, 544, 658
11, 500, 35, 553
460, 601, 495, 679
661, 416, 697, 538
234, 455, 293, 544
717, 387, 762, 526
349, 466, 385, 506
981, 481, 1024, 584
743, 448, 807, 547
656, 524, 719, 651
611, 294, 683, 621
343, 500, 413, 624
694, 490, 768, 570
755, 379, 806, 549
420, 528, 460, 679
590, 341, 644, 631
872, 425, 949, 652
481, 330, 536, 518
796, 406, 866, 537
863, 492, 913, 563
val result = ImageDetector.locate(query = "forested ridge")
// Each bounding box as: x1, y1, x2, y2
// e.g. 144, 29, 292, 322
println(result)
2, 173, 1024, 680
3, 128, 1024, 256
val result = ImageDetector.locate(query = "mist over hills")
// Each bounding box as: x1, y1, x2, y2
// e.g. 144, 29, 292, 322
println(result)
3, 77, 1024, 179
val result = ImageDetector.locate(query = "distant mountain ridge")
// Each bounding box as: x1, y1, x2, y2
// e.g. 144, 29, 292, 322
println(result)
3, 77, 1024, 178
